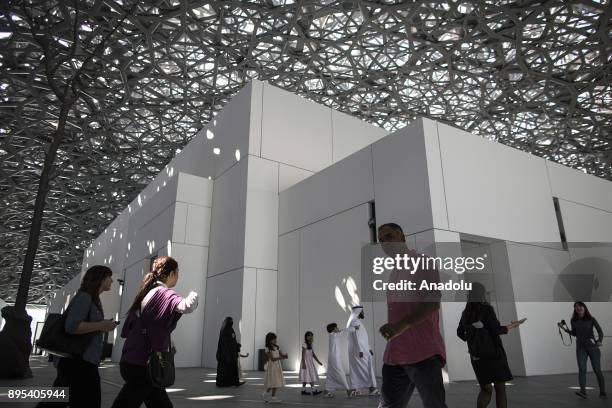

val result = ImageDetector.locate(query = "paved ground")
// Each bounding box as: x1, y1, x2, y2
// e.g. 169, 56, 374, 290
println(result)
0, 356, 610, 407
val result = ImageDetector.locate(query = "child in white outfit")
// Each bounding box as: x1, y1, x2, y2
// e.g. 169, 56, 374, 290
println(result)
262, 332, 287, 403
324, 323, 351, 397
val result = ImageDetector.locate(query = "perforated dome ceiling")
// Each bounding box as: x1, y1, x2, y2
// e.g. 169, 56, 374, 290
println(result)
1, 0, 610, 303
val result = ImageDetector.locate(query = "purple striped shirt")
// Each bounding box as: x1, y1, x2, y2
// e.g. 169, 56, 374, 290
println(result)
120, 287, 182, 365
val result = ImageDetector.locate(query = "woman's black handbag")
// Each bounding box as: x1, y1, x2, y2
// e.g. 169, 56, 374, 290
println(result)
36, 303, 93, 357
144, 331, 176, 388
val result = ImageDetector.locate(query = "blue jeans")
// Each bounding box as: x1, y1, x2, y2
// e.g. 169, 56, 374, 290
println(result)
576, 345, 606, 394
378, 356, 447, 408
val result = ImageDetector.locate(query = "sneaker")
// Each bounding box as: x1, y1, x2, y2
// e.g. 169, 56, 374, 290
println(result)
313, 389, 322, 396
369, 388, 380, 396
301, 390, 311, 395
262, 391, 270, 402
324, 392, 334, 398
576, 391, 587, 399
269, 396, 282, 403
349, 390, 360, 397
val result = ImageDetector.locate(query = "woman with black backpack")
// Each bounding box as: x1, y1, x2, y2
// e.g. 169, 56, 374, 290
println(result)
457, 283, 526, 408
38, 265, 118, 408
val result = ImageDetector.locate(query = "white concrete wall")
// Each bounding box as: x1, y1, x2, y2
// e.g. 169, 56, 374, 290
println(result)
435, 122, 560, 243
371, 118, 439, 234
168, 173, 212, 367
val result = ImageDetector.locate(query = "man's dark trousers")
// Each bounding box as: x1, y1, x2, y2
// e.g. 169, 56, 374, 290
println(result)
378, 355, 447, 408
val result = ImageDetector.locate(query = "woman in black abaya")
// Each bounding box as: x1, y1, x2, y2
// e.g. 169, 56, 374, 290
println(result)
216, 317, 244, 387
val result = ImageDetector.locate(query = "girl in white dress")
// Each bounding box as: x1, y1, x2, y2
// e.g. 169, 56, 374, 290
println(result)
262, 332, 287, 403
300, 331, 323, 395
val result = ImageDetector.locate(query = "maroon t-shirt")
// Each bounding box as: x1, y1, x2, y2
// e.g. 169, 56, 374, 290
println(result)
120, 287, 182, 366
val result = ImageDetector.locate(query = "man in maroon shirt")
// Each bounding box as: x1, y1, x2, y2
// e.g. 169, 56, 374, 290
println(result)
377, 223, 448, 408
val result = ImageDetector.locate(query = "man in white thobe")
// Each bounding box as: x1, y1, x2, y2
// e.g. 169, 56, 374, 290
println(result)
347, 305, 379, 396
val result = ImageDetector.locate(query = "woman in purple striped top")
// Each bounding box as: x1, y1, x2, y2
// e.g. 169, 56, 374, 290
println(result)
111, 256, 198, 408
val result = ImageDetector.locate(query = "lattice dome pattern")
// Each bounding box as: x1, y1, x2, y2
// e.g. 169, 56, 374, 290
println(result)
1, 0, 610, 303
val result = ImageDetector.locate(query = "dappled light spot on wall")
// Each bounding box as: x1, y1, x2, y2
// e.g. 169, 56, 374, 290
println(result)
167, 240, 172, 256
213, 147, 220, 155
206, 129, 214, 140
335, 286, 346, 311
235, 149, 241, 161
137, 194, 142, 207
147, 240, 156, 254
166, 388, 185, 393
345, 276, 360, 306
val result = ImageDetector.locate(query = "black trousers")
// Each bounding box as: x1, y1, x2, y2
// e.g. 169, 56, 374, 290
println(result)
378, 356, 448, 408
37, 357, 101, 408
111, 363, 173, 408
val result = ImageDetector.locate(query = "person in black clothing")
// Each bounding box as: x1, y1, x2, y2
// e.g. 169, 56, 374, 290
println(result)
558, 301, 606, 399
457, 283, 526, 408
216, 317, 245, 387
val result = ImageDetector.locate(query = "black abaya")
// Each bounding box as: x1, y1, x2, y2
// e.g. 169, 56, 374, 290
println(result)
215, 317, 241, 387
